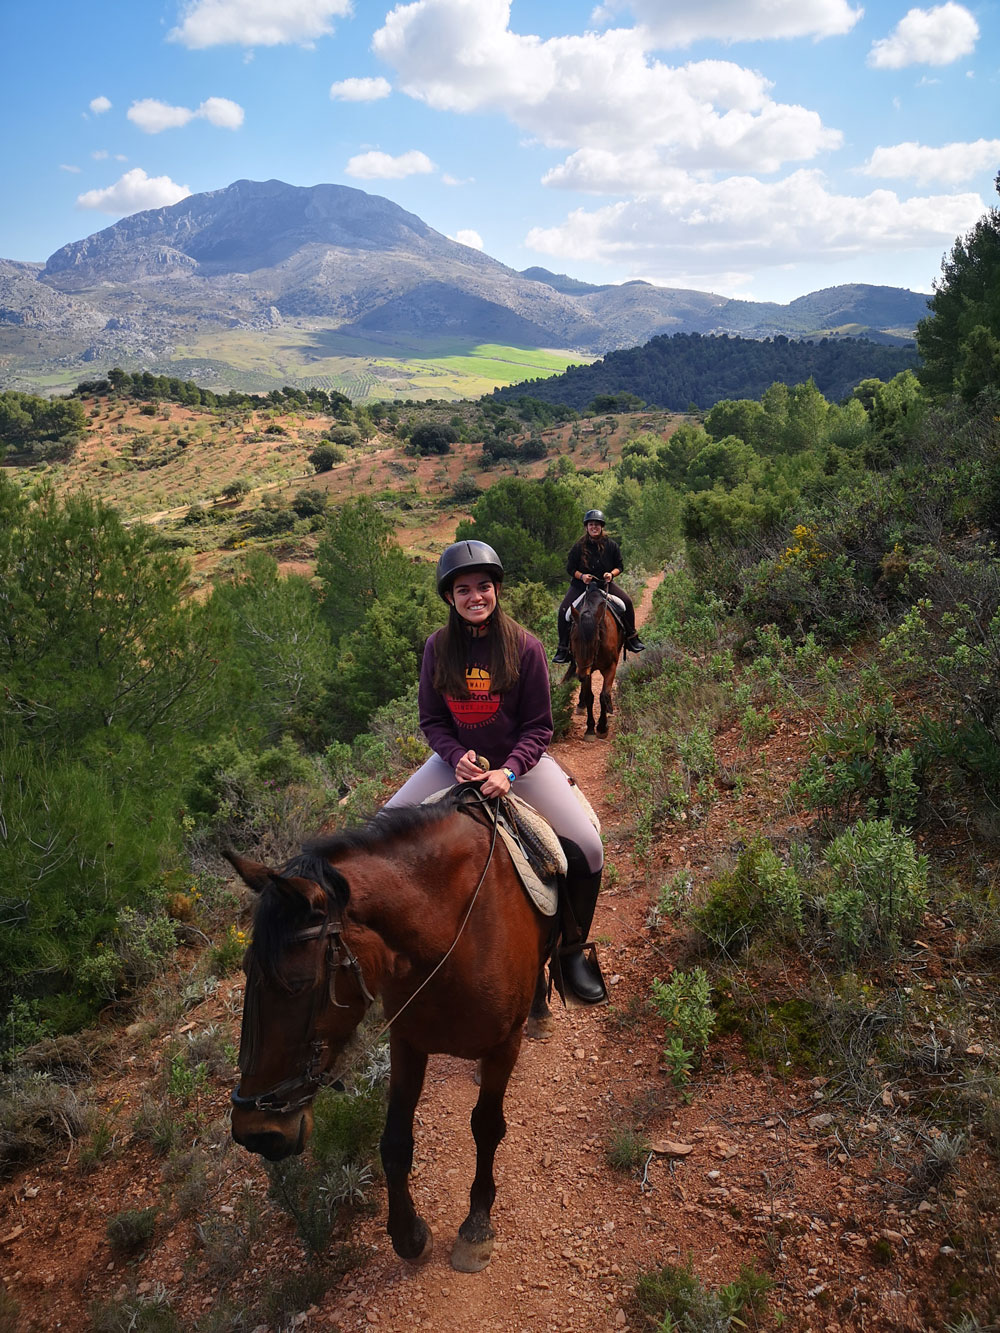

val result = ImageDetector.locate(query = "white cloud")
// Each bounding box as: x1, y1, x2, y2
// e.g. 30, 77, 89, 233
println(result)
373, 1, 840, 172
524, 171, 985, 282
449, 229, 483, 249
597, 0, 862, 47
199, 96, 245, 128
344, 149, 435, 179
92, 149, 109, 160
127, 97, 245, 133
128, 99, 195, 132
76, 167, 192, 214
59, 164, 82, 173
89, 95, 112, 115
868, 3, 978, 68
169, 0, 352, 48
330, 76, 391, 101
861, 138, 1000, 185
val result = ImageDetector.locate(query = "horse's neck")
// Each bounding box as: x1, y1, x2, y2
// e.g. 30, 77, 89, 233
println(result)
340, 830, 475, 970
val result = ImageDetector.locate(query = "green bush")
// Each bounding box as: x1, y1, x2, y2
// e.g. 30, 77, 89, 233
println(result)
690, 836, 803, 955
106, 1206, 158, 1256
821, 818, 928, 958
791, 673, 919, 828
75, 908, 176, 1002
633, 1255, 772, 1332
650, 968, 715, 1087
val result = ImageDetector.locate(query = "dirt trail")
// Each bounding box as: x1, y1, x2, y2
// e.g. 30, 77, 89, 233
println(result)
2, 573, 951, 1332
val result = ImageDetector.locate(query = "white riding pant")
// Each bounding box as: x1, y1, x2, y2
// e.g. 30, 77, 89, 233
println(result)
384, 751, 604, 873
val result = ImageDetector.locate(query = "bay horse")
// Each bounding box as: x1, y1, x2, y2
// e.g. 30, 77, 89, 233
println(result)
225, 790, 553, 1273
564, 581, 625, 738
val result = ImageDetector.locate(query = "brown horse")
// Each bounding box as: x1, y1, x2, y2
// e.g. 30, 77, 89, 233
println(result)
565, 582, 625, 737
225, 791, 553, 1273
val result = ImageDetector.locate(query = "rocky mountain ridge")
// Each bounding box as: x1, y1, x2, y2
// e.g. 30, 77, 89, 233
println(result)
0, 178, 930, 392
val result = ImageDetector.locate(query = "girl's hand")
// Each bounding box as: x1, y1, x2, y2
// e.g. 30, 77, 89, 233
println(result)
455, 749, 484, 782
603, 572, 613, 583
581, 573, 594, 584
479, 768, 512, 798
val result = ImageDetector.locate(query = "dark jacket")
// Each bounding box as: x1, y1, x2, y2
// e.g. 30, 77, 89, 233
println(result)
566, 534, 624, 582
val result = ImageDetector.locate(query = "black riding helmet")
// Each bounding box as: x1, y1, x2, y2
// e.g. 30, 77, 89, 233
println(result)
583, 509, 606, 525
435, 540, 504, 600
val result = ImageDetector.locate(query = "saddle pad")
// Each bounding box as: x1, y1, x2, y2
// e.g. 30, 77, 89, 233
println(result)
421, 787, 564, 917
565, 591, 626, 621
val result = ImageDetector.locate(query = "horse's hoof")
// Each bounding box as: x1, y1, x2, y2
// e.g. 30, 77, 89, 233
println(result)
525, 1014, 553, 1041
584, 732, 596, 741
398, 1220, 434, 1266
451, 1235, 494, 1272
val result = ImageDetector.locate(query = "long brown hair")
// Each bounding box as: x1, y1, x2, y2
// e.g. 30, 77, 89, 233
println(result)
432, 584, 525, 698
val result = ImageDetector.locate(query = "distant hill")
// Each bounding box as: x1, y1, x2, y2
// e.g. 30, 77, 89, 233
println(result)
0, 178, 929, 395
490, 331, 921, 412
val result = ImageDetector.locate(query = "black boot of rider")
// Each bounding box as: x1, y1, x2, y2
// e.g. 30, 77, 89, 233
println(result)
624, 615, 645, 653
562, 868, 607, 1004
552, 626, 572, 665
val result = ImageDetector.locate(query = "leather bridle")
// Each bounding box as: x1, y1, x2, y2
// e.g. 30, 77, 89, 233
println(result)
231, 787, 501, 1117
231, 909, 374, 1117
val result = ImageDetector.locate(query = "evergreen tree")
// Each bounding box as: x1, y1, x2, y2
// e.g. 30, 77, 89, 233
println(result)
917, 174, 1000, 398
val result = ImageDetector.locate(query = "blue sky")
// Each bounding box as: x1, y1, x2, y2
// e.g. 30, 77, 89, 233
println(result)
2, 0, 996, 303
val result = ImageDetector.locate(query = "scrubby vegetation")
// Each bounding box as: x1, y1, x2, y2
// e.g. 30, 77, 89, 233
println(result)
4, 187, 1000, 1327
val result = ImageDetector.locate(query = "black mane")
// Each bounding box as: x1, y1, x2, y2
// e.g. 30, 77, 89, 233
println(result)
248, 795, 464, 983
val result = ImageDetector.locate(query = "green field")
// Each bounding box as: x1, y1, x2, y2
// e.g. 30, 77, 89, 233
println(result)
167, 327, 591, 401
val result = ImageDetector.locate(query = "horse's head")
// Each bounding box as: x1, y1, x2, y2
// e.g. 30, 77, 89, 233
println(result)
224, 850, 373, 1161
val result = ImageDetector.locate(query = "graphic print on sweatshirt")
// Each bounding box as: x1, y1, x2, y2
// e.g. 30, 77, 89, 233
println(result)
445, 665, 500, 726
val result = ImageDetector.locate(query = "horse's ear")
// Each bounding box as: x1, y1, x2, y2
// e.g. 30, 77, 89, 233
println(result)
223, 850, 285, 896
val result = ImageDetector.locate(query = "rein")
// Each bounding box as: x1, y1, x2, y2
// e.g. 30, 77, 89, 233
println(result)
231, 788, 502, 1114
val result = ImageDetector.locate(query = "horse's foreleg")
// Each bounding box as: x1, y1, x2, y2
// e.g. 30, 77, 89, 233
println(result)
380, 1039, 432, 1264
580, 674, 596, 736
525, 965, 552, 1041
597, 659, 620, 736
451, 1033, 521, 1273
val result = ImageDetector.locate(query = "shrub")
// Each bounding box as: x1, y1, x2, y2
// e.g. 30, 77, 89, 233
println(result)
650, 968, 715, 1087
791, 673, 919, 828
308, 442, 346, 472
89, 1285, 179, 1333
605, 1125, 652, 1172
75, 908, 176, 1002
410, 422, 458, 455
106, 1206, 157, 1256
690, 836, 803, 955
821, 818, 928, 958
0, 1073, 87, 1179
633, 1256, 772, 1332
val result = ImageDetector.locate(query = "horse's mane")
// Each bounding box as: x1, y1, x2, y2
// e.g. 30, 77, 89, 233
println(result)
574, 583, 604, 649
248, 795, 463, 984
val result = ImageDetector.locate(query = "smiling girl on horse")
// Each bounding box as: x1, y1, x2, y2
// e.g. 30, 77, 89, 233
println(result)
553, 509, 645, 665
383, 539, 606, 1003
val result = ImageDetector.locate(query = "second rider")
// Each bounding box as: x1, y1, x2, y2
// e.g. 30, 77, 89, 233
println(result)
553, 510, 645, 665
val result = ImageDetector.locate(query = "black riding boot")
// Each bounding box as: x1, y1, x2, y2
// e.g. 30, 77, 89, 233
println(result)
552, 621, 572, 665
563, 868, 607, 1004
624, 612, 645, 653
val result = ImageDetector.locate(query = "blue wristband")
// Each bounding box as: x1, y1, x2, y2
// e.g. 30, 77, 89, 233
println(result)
502, 767, 516, 786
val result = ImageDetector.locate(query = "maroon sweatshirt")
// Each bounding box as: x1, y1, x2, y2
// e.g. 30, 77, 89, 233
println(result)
418, 627, 553, 778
